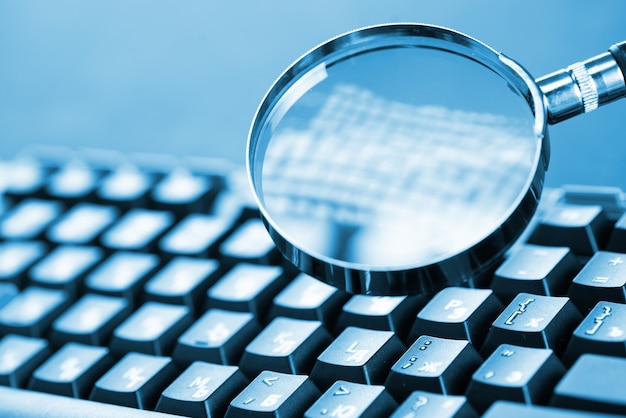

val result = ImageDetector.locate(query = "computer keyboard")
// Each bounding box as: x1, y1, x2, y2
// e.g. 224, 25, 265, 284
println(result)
1, 147, 626, 417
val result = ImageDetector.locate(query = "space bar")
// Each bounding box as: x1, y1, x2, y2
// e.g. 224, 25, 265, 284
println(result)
0, 387, 185, 418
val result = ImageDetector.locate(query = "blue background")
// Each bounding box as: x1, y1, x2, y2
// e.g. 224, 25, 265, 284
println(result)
0, 1, 624, 189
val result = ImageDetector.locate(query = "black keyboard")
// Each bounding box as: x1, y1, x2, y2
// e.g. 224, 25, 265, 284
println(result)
1, 147, 626, 417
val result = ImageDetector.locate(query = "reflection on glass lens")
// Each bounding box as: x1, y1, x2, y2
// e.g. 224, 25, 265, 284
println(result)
257, 45, 539, 270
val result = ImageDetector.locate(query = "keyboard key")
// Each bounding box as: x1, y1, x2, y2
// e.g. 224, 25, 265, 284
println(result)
0, 198, 63, 241
50, 293, 131, 346
84, 251, 160, 305
385, 335, 482, 401
562, 301, 626, 366
551, 354, 626, 415
110, 302, 193, 356
150, 169, 220, 217
607, 211, 626, 253
156, 361, 248, 418
480, 293, 582, 357
492, 244, 579, 302
28, 245, 103, 298
218, 218, 280, 266
484, 401, 614, 418
159, 213, 233, 259
310, 327, 404, 390
409, 287, 502, 349
0, 241, 47, 287
466, 344, 565, 413
528, 203, 611, 256
270, 273, 349, 328
305, 380, 397, 418
239, 317, 330, 378
0, 286, 71, 337
336, 294, 425, 340
28, 342, 112, 398
47, 203, 118, 245
568, 251, 626, 312
0, 283, 18, 310
390, 391, 477, 418
226, 370, 320, 417
0, 334, 49, 387
90, 352, 178, 410
100, 208, 174, 253
44, 162, 99, 203
173, 309, 259, 367
143, 257, 220, 313
206, 263, 288, 320
2, 159, 47, 202
96, 165, 153, 209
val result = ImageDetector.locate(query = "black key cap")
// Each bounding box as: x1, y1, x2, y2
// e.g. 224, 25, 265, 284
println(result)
0, 334, 49, 387
305, 380, 397, 418
158, 213, 233, 259
90, 352, 178, 410
0, 283, 17, 310
466, 344, 565, 413
0, 241, 47, 287
336, 294, 425, 340
528, 203, 611, 256
206, 263, 288, 320
44, 162, 99, 203
218, 218, 280, 266
156, 361, 248, 418
110, 302, 193, 356
492, 244, 579, 302
385, 335, 482, 400
150, 169, 220, 216
484, 401, 615, 418
0, 386, 178, 417
144, 257, 220, 313
47, 203, 118, 245
551, 354, 626, 415
568, 251, 626, 312
563, 302, 626, 366
28, 245, 103, 298
270, 273, 348, 328
226, 370, 319, 418
409, 287, 502, 349
0, 286, 71, 337
100, 208, 174, 253
480, 293, 582, 357
28, 342, 112, 398
310, 326, 404, 390
607, 211, 626, 253
84, 251, 159, 305
173, 308, 259, 367
50, 293, 131, 346
0, 198, 63, 241
391, 391, 477, 418
240, 317, 330, 378
96, 165, 153, 209
2, 159, 47, 202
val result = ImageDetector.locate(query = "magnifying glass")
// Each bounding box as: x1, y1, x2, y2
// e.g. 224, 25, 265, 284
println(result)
247, 23, 626, 296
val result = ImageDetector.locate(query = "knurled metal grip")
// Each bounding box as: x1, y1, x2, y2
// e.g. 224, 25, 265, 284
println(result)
537, 42, 626, 124
567, 61, 599, 113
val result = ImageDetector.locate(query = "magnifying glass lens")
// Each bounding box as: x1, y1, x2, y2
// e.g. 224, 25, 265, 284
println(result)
249, 27, 545, 294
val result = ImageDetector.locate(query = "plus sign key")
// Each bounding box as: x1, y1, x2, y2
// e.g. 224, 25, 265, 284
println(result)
568, 251, 626, 312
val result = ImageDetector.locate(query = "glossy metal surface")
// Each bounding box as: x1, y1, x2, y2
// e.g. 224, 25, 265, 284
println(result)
248, 24, 548, 295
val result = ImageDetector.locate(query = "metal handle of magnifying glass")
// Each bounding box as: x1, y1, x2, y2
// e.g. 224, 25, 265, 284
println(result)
537, 41, 626, 124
